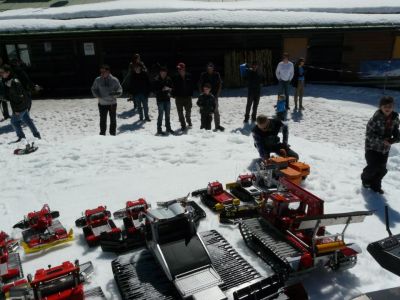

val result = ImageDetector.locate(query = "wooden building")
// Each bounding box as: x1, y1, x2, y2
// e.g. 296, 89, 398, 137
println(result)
0, 2, 399, 97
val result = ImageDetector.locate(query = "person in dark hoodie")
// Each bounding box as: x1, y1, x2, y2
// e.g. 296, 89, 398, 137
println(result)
243, 61, 264, 123
126, 64, 151, 121
197, 83, 216, 130
1, 64, 41, 142
291, 57, 306, 111
252, 114, 298, 160
361, 96, 400, 194
172, 62, 193, 131
153, 66, 174, 135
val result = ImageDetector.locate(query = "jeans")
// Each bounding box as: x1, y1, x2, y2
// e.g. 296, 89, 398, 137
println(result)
175, 96, 192, 128
361, 150, 389, 189
157, 101, 171, 130
10, 110, 39, 139
278, 80, 291, 109
134, 94, 149, 120
245, 89, 260, 121
98, 103, 117, 135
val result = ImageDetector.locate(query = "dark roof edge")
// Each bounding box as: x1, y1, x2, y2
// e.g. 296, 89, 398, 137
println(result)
0, 24, 399, 37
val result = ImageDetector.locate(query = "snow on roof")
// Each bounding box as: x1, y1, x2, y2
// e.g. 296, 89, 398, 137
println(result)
0, 0, 399, 34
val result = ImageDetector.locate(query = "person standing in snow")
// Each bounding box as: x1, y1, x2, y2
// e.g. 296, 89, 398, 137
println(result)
122, 53, 148, 110
152, 66, 174, 135
275, 53, 294, 110
198, 63, 224, 131
0, 57, 10, 121
243, 61, 264, 123
0, 64, 41, 142
252, 114, 297, 160
91, 64, 122, 136
292, 58, 306, 111
197, 83, 216, 130
361, 96, 400, 194
125, 64, 151, 122
172, 62, 193, 131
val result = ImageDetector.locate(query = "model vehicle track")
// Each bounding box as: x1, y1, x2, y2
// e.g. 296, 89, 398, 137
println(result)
240, 218, 301, 275
112, 230, 284, 300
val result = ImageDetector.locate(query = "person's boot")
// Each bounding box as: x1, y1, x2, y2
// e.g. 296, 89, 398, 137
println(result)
157, 127, 163, 135
216, 125, 225, 132
33, 132, 41, 139
145, 117, 151, 122
166, 127, 174, 134
294, 100, 298, 111
251, 115, 256, 123
300, 99, 304, 110
243, 115, 249, 123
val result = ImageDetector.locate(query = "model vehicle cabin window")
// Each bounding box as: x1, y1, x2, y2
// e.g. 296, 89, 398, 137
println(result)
157, 218, 191, 244
5, 44, 31, 66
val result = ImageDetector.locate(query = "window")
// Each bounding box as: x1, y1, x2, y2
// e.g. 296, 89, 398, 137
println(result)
5, 44, 31, 66
393, 36, 400, 59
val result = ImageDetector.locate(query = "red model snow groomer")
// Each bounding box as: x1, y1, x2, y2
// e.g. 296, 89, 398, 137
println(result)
240, 177, 372, 275
192, 181, 240, 211
5, 260, 105, 299
75, 206, 121, 247
13, 205, 73, 254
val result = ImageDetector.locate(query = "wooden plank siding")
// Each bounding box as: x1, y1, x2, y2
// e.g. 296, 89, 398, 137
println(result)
342, 31, 394, 80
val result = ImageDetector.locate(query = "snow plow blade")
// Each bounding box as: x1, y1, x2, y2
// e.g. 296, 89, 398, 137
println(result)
21, 229, 74, 254
112, 230, 305, 300
84, 286, 107, 299
100, 236, 145, 253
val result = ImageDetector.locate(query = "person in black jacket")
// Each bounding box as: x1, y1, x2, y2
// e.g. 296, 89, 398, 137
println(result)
198, 63, 224, 131
197, 83, 216, 130
243, 61, 263, 123
1, 65, 40, 142
172, 62, 193, 131
361, 96, 400, 194
291, 58, 306, 110
126, 64, 151, 121
153, 66, 174, 135
252, 114, 297, 160
0, 57, 10, 121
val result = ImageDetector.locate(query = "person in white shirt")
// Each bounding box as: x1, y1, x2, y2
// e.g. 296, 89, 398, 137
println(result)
275, 53, 294, 110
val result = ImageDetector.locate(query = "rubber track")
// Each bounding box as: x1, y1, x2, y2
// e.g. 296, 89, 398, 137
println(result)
240, 218, 301, 275
112, 230, 268, 300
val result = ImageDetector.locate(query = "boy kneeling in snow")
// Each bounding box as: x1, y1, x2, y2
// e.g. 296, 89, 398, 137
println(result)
361, 96, 399, 194
252, 114, 298, 160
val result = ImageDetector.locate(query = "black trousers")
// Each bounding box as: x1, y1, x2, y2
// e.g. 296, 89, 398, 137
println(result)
361, 150, 388, 189
200, 113, 213, 130
98, 103, 117, 135
245, 89, 260, 120
1, 100, 10, 119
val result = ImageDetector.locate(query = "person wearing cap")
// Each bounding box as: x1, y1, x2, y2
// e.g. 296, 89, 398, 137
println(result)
152, 66, 174, 135
275, 53, 294, 110
361, 96, 399, 194
198, 63, 224, 131
243, 61, 264, 123
91, 64, 123, 136
172, 62, 194, 131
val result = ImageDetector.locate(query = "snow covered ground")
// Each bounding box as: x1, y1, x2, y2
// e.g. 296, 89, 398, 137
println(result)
0, 84, 399, 299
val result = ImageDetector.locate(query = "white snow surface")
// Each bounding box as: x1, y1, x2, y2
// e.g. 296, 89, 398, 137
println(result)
0, 0, 400, 32
0, 84, 400, 299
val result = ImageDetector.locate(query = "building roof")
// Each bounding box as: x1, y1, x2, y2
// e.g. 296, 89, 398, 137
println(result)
0, 0, 399, 35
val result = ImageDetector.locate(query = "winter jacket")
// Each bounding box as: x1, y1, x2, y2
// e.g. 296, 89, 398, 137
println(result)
365, 110, 400, 153
125, 71, 151, 97
244, 69, 264, 92
172, 73, 194, 97
198, 72, 222, 97
2, 77, 29, 113
197, 93, 216, 115
0, 80, 4, 99
291, 65, 306, 87
152, 75, 173, 103
252, 119, 288, 159
12, 64, 34, 92
275, 61, 294, 82
91, 74, 122, 105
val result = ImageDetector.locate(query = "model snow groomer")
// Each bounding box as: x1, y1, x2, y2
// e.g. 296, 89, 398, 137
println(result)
13, 205, 73, 254
75, 206, 121, 247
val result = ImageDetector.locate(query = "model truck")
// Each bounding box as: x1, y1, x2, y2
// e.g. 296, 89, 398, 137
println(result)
75, 206, 121, 247
13, 205, 73, 254
192, 181, 240, 211
240, 177, 372, 275
5, 260, 105, 299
